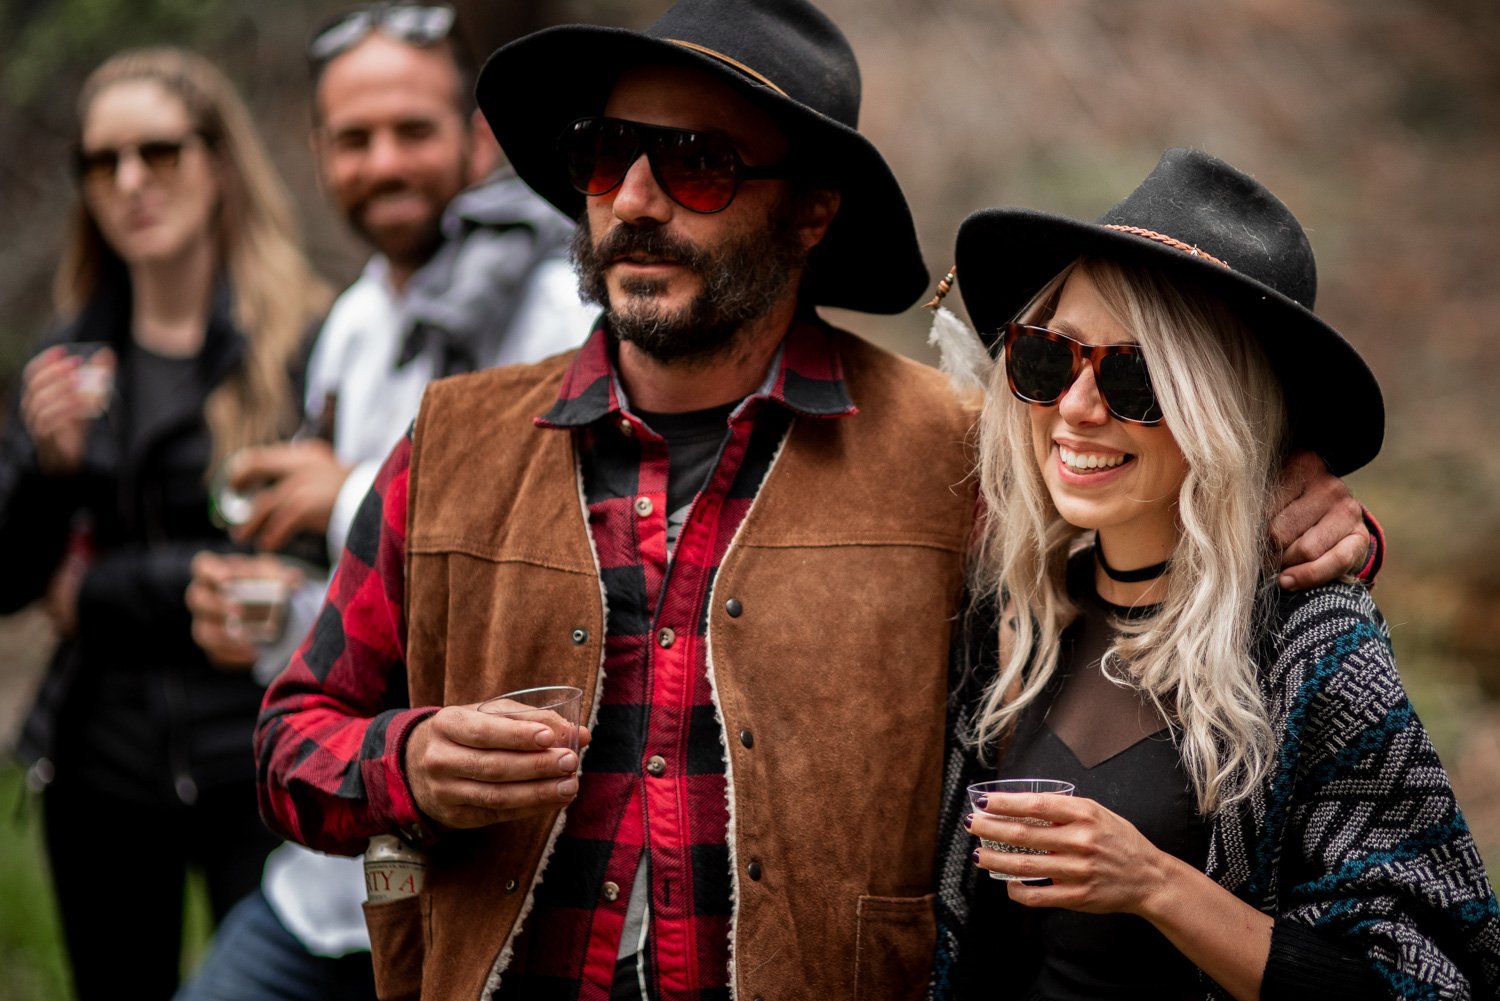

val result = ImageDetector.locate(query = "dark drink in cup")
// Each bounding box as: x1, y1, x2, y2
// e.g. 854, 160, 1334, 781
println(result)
224, 577, 290, 644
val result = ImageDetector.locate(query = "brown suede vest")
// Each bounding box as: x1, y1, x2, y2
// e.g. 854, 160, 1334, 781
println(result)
366, 328, 976, 1000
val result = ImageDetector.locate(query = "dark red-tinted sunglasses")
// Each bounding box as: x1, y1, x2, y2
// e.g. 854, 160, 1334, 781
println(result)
1002, 323, 1163, 425
558, 116, 791, 214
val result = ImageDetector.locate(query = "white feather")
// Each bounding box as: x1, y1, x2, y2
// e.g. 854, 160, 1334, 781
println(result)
926, 306, 993, 396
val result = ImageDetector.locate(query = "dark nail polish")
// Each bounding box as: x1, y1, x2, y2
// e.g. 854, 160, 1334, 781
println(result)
963, 813, 974, 830
975, 794, 989, 809
971, 849, 981, 864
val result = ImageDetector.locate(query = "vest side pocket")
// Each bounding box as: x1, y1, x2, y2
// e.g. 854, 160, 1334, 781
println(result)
853, 892, 937, 1000
364, 894, 427, 1001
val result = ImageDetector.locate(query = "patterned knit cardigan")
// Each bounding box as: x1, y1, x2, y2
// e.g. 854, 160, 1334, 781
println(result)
931, 581, 1500, 1000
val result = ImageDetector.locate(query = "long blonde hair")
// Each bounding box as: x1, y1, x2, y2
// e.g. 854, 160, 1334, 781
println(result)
972, 258, 1288, 813
55, 47, 330, 470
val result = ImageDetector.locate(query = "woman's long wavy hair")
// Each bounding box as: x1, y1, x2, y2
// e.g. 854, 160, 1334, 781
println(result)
971, 257, 1289, 813
55, 47, 330, 471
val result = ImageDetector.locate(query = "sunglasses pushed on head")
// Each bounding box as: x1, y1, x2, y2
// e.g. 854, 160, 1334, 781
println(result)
307, 3, 456, 70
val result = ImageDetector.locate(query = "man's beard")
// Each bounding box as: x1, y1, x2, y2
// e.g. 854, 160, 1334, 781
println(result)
342, 151, 469, 272
570, 194, 811, 365
347, 183, 446, 272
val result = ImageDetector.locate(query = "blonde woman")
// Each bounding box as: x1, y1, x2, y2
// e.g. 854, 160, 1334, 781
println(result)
0, 48, 328, 1000
932, 149, 1498, 1000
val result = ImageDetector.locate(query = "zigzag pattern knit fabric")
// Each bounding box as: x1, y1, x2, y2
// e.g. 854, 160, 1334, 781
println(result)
932, 582, 1500, 1000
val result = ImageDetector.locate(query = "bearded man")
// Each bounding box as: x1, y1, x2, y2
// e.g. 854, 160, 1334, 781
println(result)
178, 6, 589, 1000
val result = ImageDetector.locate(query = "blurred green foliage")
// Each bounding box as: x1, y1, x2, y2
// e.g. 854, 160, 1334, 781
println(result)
0, 768, 67, 1001
2, 0, 217, 112
0, 764, 213, 1001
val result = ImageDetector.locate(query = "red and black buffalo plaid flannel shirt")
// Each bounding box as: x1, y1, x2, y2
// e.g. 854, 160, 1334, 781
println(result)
257, 319, 856, 1001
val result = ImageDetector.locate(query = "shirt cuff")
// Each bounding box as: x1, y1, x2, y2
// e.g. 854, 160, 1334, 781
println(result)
1261, 920, 1384, 1000
385, 705, 443, 847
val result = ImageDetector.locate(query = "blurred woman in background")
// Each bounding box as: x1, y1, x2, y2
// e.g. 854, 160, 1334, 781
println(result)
932, 148, 1499, 999
0, 47, 328, 1000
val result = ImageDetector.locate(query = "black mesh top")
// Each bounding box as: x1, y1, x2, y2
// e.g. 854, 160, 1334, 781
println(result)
958, 551, 1211, 1000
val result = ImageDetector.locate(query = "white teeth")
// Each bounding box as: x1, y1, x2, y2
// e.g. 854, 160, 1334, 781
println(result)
1059, 446, 1126, 471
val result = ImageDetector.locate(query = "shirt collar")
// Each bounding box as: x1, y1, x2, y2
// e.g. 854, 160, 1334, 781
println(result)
537, 314, 857, 430
363, 254, 400, 300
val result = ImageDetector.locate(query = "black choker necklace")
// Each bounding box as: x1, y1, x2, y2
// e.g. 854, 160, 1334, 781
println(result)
1094, 533, 1171, 583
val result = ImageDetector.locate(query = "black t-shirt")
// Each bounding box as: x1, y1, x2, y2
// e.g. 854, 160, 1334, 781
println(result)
125, 345, 199, 459
633, 402, 736, 554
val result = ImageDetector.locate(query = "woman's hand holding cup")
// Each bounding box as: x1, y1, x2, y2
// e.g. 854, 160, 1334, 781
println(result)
20, 344, 115, 475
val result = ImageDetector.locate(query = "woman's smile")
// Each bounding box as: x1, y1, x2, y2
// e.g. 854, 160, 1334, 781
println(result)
1057, 443, 1132, 474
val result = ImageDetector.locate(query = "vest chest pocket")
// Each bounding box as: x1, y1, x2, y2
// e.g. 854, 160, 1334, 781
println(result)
405, 550, 604, 708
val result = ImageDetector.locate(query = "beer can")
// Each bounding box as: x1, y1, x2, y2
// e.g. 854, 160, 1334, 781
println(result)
364, 834, 427, 902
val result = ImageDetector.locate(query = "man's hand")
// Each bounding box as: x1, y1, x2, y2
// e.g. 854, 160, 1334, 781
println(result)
186, 551, 303, 670
227, 440, 350, 552
1269, 450, 1369, 591
405, 705, 592, 830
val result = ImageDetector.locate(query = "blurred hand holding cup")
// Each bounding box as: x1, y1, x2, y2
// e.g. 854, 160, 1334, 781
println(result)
967, 778, 1076, 881
477, 685, 584, 755
222, 573, 293, 645
209, 448, 261, 529
66, 342, 114, 417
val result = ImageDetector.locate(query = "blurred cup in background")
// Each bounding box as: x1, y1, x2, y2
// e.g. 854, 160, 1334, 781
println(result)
223, 575, 292, 645
67, 342, 113, 418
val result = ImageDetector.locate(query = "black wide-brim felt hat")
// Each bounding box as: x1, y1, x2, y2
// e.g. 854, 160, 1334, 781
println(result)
477, 0, 929, 315
956, 147, 1384, 475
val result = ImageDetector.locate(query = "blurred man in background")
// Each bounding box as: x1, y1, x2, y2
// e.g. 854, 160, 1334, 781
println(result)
177, 5, 591, 999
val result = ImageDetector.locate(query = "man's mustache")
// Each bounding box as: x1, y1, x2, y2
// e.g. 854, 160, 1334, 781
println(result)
592, 224, 709, 273
350, 179, 418, 215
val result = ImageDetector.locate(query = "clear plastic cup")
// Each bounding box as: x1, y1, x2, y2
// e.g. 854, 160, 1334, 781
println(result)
966, 778, 1076, 880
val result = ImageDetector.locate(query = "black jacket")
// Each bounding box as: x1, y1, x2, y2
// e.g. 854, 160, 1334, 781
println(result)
1, 272, 271, 805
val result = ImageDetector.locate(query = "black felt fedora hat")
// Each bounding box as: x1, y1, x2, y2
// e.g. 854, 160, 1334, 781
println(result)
476, 0, 929, 315
955, 147, 1383, 475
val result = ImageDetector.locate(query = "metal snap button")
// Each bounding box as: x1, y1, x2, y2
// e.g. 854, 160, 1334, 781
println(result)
725, 597, 743, 618
646, 754, 666, 777
571, 628, 588, 645
747, 861, 762, 881
657, 627, 675, 648
739, 728, 754, 749
602, 881, 620, 902
634, 496, 653, 517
